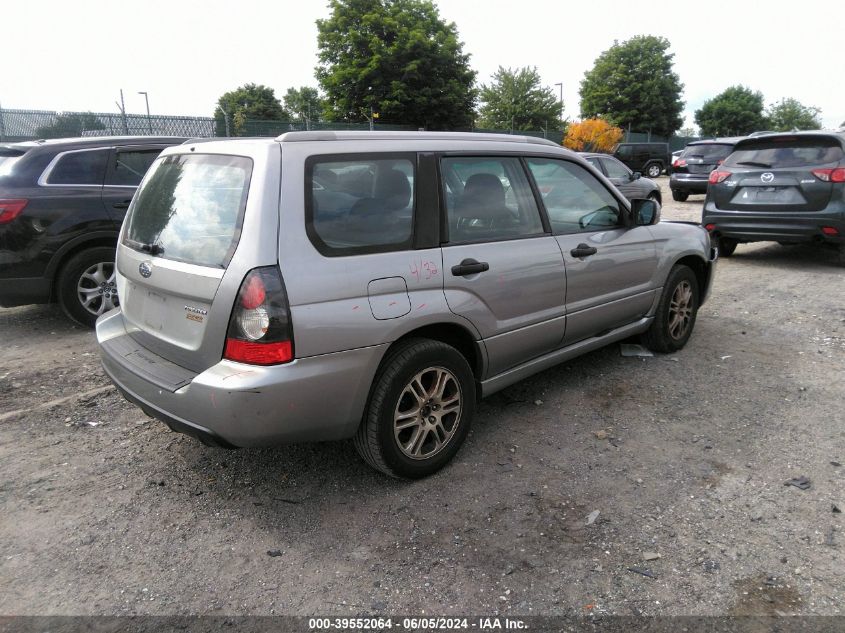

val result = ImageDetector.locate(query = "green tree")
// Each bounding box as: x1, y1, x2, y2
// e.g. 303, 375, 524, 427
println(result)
765, 97, 822, 131
316, 0, 476, 129
477, 66, 562, 132
213, 84, 288, 136
35, 112, 104, 139
579, 35, 684, 138
694, 85, 766, 137
283, 87, 325, 126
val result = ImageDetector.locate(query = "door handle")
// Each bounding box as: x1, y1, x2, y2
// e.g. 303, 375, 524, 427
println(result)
112, 202, 131, 210
451, 258, 490, 277
570, 243, 598, 258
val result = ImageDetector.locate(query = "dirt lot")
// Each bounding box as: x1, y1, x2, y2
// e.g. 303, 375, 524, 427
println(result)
1, 177, 843, 618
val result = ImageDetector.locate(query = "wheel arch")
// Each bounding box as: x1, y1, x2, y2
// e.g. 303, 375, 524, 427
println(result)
673, 254, 710, 304
388, 322, 484, 382
47, 232, 119, 300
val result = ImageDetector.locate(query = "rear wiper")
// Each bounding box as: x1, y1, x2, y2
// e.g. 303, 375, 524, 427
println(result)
140, 242, 165, 256
736, 161, 771, 168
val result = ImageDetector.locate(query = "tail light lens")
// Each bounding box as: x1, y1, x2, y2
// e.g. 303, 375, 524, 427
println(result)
0, 199, 28, 224
673, 158, 686, 168
812, 168, 845, 183
223, 267, 294, 365
709, 171, 731, 184
821, 226, 840, 236
704, 223, 716, 231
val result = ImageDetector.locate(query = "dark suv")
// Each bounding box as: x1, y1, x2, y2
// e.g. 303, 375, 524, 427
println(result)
613, 142, 670, 178
702, 131, 845, 264
670, 138, 744, 201
0, 136, 186, 326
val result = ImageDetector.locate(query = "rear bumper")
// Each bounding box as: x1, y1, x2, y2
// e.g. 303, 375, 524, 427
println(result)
96, 310, 387, 447
702, 204, 845, 244
670, 174, 709, 194
0, 277, 51, 307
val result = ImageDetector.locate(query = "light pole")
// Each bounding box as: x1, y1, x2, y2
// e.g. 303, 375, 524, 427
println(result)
138, 91, 152, 134
554, 82, 563, 127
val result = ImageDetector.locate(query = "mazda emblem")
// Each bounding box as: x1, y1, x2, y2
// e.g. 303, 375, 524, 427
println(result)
139, 262, 152, 278
761, 172, 774, 183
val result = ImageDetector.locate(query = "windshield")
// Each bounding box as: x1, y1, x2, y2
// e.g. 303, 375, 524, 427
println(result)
682, 144, 734, 161
725, 138, 844, 168
123, 153, 252, 268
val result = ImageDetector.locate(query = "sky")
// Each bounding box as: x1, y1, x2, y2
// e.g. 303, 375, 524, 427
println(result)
2, 0, 842, 131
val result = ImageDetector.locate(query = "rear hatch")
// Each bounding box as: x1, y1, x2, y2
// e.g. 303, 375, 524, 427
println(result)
710, 136, 844, 212
675, 143, 735, 175
114, 148, 263, 373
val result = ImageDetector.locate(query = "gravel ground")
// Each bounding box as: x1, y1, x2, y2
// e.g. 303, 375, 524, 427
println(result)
1, 177, 843, 617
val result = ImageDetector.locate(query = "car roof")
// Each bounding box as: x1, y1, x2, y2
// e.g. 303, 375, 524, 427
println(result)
687, 137, 746, 145
275, 130, 561, 147
733, 130, 845, 148
3, 136, 188, 151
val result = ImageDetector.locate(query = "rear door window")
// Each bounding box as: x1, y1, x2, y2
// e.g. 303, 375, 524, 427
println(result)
45, 149, 109, 185
725, 138, 844, 168
682, 144, 734, 162
306, 154, 415, 255
106, 148, 163, 187
123, 153, 252, 268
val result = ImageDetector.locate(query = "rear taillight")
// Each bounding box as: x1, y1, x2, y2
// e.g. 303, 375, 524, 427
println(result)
812, 168, 845, 183
0, 199, 27, 224
709, 171, 731, 184
223, 267, 294, 365
704, 223, 716, 231
673, 158, 686, 168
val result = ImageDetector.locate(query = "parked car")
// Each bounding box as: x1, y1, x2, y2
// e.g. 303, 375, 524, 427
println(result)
670, 138, 744, 201
96, 131, 717, 478
702, 131, 845, 263
580, 152, 662, 204
0, 136, 187, 326
613, 142, 670, 178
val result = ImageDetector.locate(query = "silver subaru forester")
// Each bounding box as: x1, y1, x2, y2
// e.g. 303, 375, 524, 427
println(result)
96, 131, 717, 478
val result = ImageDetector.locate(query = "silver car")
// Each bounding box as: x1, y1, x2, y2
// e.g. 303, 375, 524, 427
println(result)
96, 132, 717, 478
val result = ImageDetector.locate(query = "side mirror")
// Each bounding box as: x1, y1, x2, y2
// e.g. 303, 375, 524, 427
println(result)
631, 198, 660, 226
631, 171, 642, 181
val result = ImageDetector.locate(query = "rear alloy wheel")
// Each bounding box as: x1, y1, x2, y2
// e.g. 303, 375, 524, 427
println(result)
671, 189, 689, 202
57, 247, 119, 328
646, 163, 662, 178
642, 265, 700, 353
354, 338, 475, 479
718, 237, 738, 257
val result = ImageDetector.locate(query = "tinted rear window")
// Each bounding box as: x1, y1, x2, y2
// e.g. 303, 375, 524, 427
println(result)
725, 138, 844, 168
46, 149, 109, 185
681, 144, 734, 161
123, 154, 252, 268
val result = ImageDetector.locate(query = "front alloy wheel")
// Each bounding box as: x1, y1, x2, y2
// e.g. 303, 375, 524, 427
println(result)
667, 279, 694, 341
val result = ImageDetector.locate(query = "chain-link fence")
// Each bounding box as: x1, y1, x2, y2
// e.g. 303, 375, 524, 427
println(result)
0, 108, 214, 141
1, 107, 697, 150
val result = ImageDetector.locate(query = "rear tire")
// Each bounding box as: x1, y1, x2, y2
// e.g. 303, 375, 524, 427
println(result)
718, 237, 738, 257
646, 163, 662, 178
354, 338, 475, 479
57, 247, 118, 328
642, 265, 699, 353
671, 189, 689, 202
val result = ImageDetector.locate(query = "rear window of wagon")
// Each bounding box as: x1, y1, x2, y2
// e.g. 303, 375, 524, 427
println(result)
123, 154, 252, 268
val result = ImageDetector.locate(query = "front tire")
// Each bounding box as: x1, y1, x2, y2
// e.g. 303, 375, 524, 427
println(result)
57, 247, 119, 328
354, 338, 475, 479
646, 163, 662, 178
671, 189, 689, 202
642, 265, 699, 353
